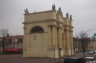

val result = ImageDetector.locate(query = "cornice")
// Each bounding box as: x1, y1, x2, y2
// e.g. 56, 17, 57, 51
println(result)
70, 26, 74, 28
56, 21, 63, 24
64, 24, 70, 27
23, 19, 57, 24
24, 10, 55, 15
63, 24, 73, 28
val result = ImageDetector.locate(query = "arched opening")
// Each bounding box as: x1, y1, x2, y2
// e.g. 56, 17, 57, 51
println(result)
31, 26, 44, 33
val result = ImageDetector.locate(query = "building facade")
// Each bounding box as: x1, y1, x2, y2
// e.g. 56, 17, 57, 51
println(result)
23, 5, 74, 58
73, 37, 93, 53
0, 37, 2, 53
0, 35, 23, 54
4, 35, 23, 50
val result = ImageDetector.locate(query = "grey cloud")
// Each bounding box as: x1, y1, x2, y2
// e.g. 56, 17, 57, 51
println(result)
0, 0, 96, 36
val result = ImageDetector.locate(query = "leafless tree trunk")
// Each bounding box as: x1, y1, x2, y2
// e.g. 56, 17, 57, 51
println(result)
0, 29, 8, 54
78, 31, 90, 55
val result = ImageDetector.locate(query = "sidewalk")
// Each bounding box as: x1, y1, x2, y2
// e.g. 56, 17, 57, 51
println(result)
0, 54, 64, 63
75, 52, 86, 57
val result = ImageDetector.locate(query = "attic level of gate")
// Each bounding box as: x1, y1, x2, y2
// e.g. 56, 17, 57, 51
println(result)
24, 5, 72, 24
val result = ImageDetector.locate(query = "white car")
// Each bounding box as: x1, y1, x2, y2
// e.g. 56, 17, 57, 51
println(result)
88, 51, 95, 55
85, 57, 95, 63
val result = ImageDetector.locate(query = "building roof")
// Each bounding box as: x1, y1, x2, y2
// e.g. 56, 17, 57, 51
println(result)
6, 35, 23, 39
5, 35, 23, 43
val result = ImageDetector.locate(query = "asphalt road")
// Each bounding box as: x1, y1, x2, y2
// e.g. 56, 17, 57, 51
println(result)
0, 52, 96, 63
0, 54, 63, 63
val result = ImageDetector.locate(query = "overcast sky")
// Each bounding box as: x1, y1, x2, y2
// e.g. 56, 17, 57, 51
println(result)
0, 0, 96, 37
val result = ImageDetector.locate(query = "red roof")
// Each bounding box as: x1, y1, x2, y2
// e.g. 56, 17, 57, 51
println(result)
3, 49, 21, 51
6, 35, 23, 39
4, 35, 23, 43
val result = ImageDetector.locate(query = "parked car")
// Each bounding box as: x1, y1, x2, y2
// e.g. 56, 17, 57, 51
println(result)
93, 50, 96, 53
88, 51, 95, 55
85, 57, 95, 63
63, 57, 86, 63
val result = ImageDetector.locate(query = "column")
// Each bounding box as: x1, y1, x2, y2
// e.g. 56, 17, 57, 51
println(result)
70, 31, 74, 55
48, 25, 52, 48
23, 27, 26, 51
23, 34, 29, 57
51, 25, 57, 48
68, 31, 71, 55
58, 27, 63, 48
52, 25, 55, 48
65, 30, 69, 54
58, 27, 64, 58
64, 29, 70, 56
23, 34, 26, 57
48, 25, 58, 58
63, 30, 66, 55
67, 29, 72, 56
57, 27, 59, 48
55, 26, 57, 48
62, 32, 65, 49
68, 30, 72, 55
60, 28, 63, 48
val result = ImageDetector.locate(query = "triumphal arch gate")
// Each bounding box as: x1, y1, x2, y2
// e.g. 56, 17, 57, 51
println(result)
23, 5, 74, 58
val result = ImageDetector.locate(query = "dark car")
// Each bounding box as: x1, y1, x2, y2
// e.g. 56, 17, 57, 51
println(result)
63, 57, 86, 63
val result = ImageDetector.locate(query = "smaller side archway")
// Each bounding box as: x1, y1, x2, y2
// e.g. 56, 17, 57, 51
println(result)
30, 26, 44, 33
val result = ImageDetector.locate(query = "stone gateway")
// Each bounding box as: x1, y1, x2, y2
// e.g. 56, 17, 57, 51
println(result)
23, 5, 74, 58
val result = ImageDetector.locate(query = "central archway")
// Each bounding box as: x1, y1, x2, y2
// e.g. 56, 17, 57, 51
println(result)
31, 26, 44, 33
30, 26, 48, 57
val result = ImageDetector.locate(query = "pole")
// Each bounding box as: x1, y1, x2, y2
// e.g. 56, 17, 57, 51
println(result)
54, 45, 55, 63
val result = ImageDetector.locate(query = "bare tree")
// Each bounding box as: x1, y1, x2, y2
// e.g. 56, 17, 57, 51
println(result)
0, 29, 8, 53
77, 31, 90, 55
0, 29, 8, 37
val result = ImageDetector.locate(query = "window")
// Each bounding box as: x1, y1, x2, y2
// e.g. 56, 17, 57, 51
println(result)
15, 39, 18, 43
31, 26, 44, 33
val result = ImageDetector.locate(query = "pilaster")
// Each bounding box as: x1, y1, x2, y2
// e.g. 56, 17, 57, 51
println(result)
48, 25, 52, 48
48, 25, 59, 58
70, 30, 74, 55
64, 28, 71, 56
52, 25, 56, 47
